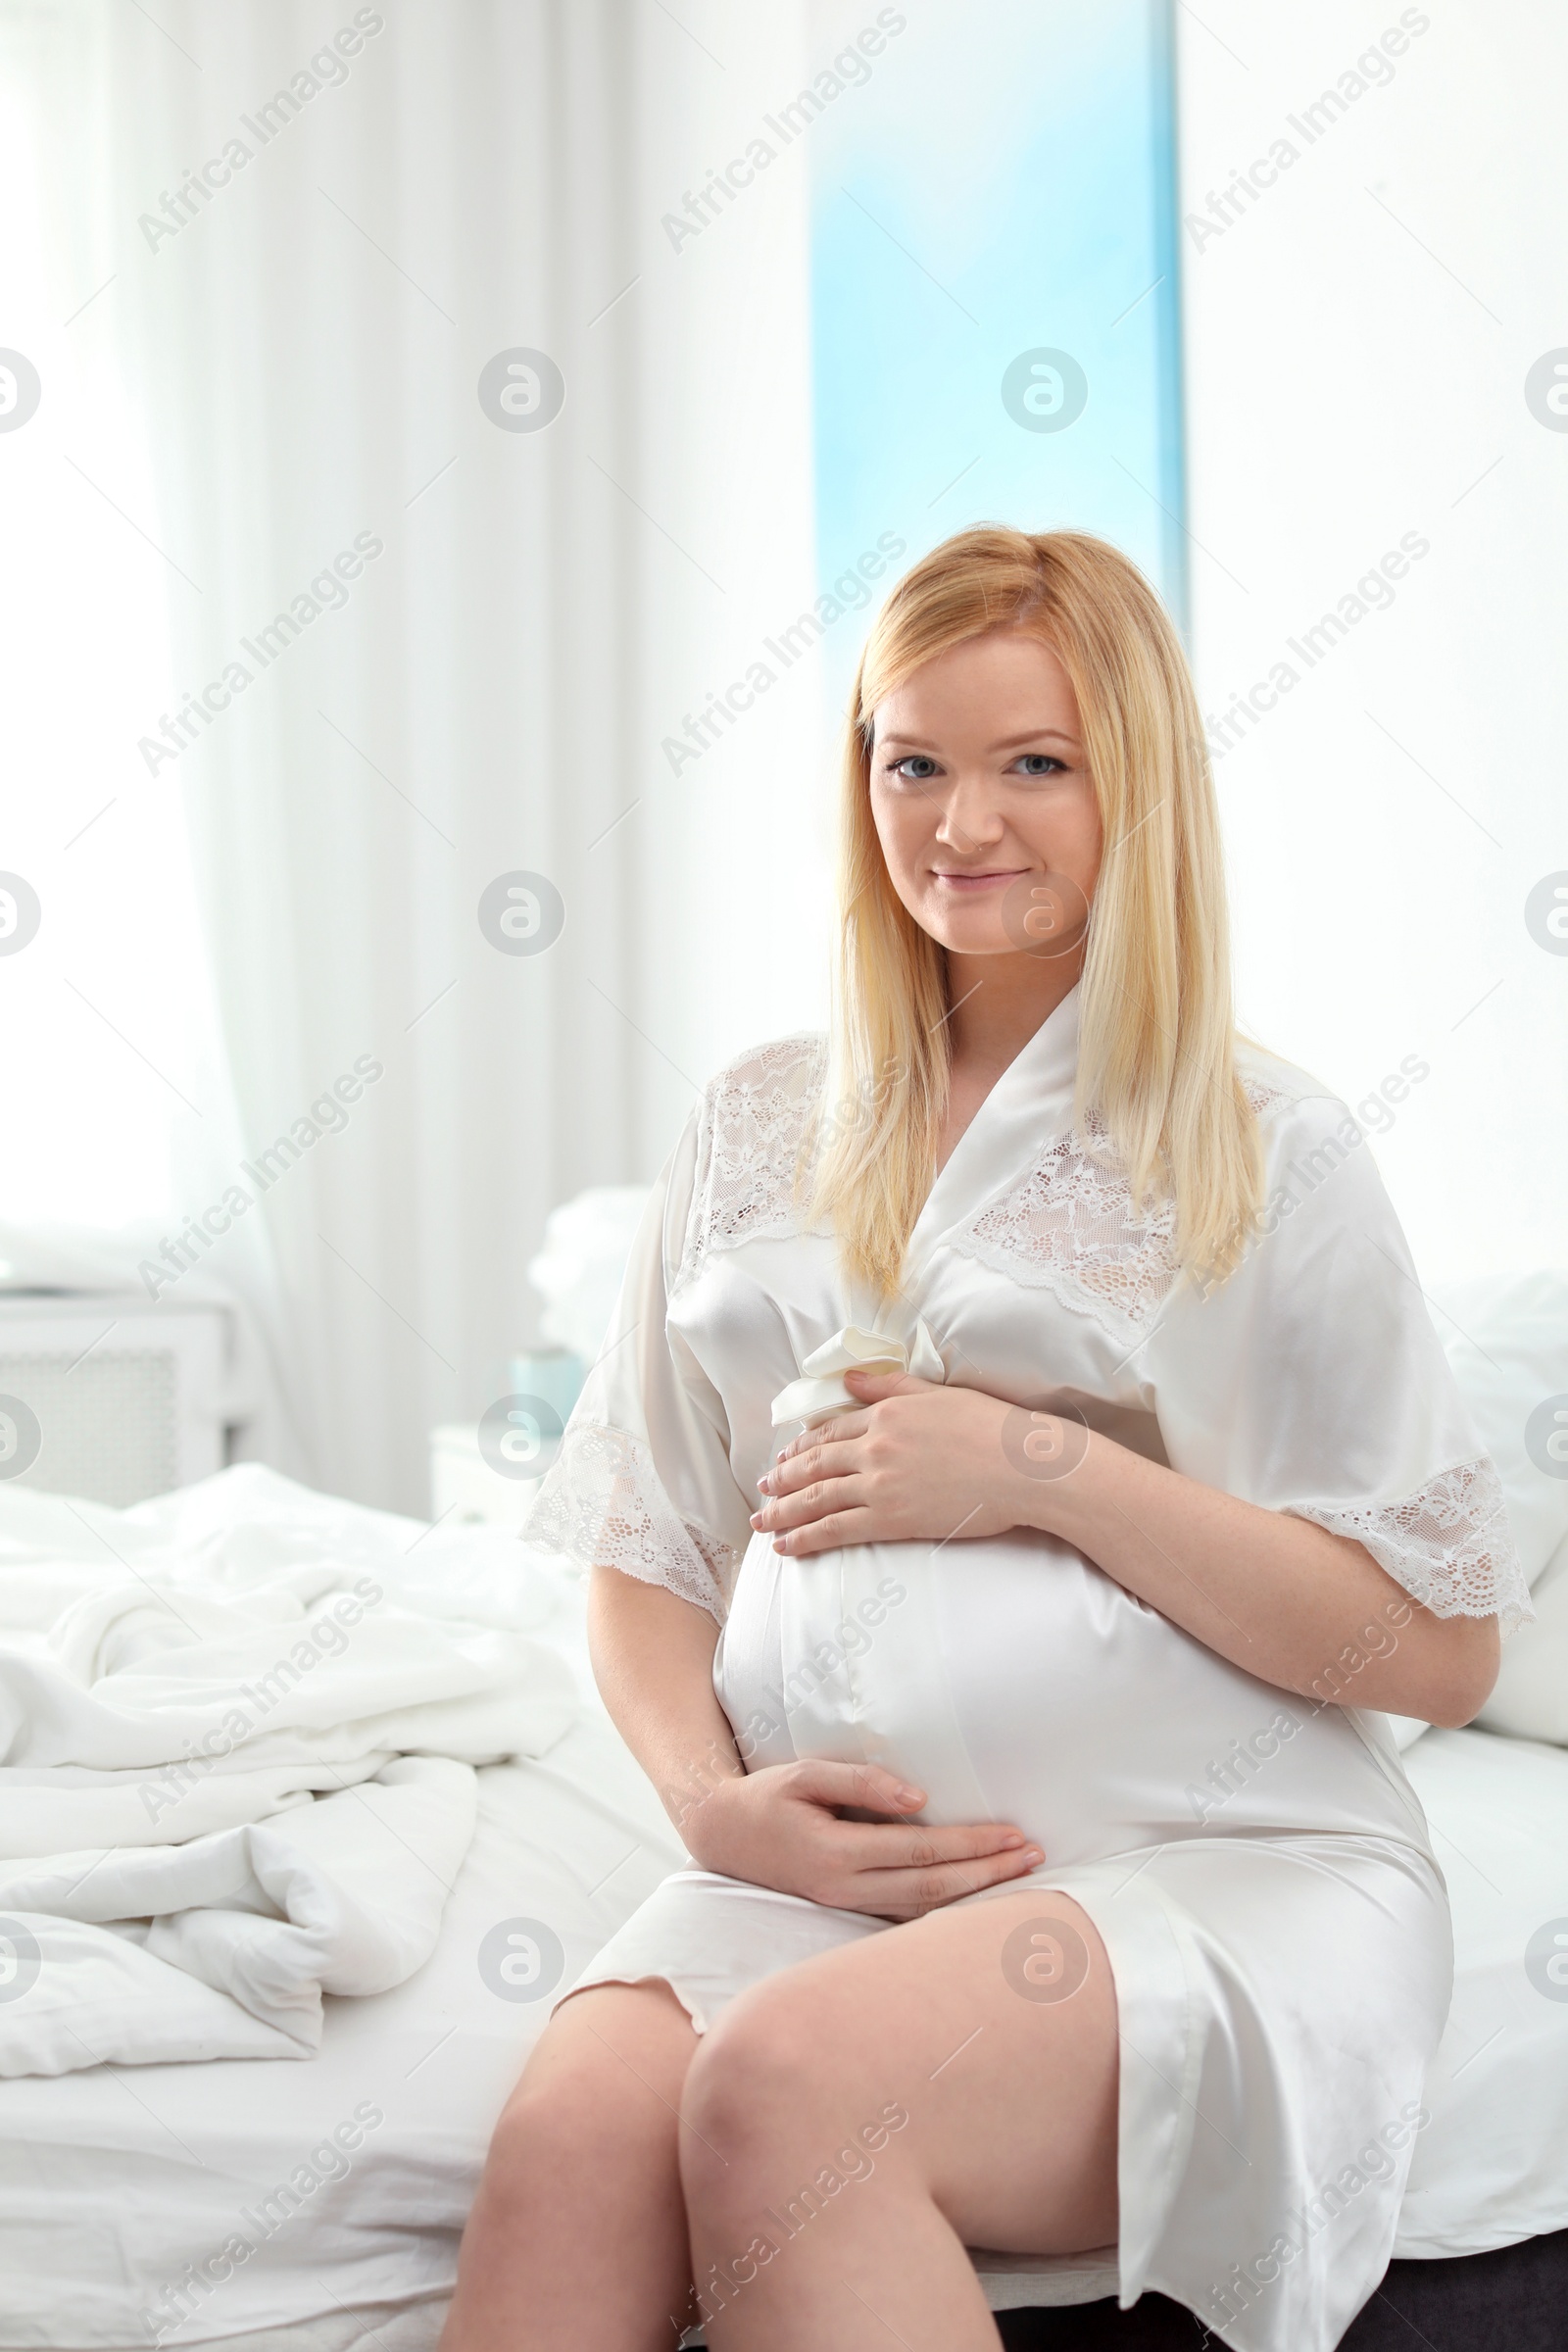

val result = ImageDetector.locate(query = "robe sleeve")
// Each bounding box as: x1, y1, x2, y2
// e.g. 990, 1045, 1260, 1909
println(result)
1144, 1090, 1533, 1634
523, 1112, 753, 1622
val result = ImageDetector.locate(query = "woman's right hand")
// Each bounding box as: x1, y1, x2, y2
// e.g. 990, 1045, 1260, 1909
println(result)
681, 1758, 1045, 1922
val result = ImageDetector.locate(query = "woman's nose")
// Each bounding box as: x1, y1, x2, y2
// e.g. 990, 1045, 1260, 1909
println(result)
934, 775, 1006, 850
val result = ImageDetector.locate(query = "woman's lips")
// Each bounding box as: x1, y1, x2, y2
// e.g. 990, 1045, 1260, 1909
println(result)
929, 868, 1028, 893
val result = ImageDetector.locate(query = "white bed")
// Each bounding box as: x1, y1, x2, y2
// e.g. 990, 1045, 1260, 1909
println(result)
1, 1472, 1566, 2350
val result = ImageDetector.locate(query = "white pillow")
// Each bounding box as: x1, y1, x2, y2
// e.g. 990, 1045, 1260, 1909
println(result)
1379, 1271, 1568, 1753
1475, 1526, 1568, 1743
1431, 1269, 1568, 1589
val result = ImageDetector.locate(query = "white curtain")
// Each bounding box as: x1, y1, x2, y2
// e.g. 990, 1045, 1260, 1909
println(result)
13, 0, 826, 1511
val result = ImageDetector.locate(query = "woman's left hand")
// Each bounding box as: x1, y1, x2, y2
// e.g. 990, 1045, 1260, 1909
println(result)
752, 1370, 1033, 1555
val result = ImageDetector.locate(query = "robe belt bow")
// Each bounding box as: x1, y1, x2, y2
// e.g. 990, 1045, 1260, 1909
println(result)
770, 1321, 946, 1432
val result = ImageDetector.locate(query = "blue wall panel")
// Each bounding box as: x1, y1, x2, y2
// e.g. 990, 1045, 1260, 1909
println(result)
809, 0, 1185, 704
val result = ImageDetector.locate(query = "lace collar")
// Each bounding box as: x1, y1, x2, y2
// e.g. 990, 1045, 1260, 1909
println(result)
902, 985, 1082, 1286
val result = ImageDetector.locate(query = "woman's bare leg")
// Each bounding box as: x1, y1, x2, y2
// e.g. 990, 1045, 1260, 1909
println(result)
678, 1890, 1118, 2351
439, 1980, 700, 2351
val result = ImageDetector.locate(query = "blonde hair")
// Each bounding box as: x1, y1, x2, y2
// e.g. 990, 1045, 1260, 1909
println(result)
806, 524, 1261, 1301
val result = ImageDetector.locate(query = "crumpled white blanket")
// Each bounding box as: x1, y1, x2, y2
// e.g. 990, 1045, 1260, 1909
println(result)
0, 1465, 578, 2076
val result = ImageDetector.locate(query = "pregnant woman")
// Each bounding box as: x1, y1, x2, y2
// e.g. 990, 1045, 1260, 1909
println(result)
442, 527, 1525, 2352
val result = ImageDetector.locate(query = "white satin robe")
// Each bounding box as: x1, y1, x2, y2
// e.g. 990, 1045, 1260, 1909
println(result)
527, 988, 1528, 2351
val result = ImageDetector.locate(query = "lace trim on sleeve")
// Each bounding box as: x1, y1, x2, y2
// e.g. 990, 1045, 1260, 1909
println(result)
676, 1035, 828, 1293
523, 1422, 738, 1623
1292, 1455, 1534, 1634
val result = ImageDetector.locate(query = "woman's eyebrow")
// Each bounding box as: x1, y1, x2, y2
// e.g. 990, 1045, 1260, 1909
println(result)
876, 725, 1081, 752
989, 727, 1081, 751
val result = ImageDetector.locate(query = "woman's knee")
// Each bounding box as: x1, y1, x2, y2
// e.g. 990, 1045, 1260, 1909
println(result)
680, 1990, 789, 2189
487, 1988, 693, 2196
678, 1976, 889, 2210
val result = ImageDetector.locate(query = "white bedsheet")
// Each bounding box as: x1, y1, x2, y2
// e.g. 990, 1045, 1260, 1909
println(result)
0, 1702, 684, 2348
0, 1472, 577, 2075
0, 1476, 1564, 2347
1398, 1725, 1568, 2253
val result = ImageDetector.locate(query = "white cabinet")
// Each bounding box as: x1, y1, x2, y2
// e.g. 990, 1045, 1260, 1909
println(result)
0, 1293, 236, 1506
428, 1421, 560, 1532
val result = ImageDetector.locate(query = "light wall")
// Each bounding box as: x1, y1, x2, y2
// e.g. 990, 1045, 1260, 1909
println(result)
1178, 1, 1568, 1286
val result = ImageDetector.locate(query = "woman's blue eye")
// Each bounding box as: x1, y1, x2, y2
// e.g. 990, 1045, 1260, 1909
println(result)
885, 751, 1065, 781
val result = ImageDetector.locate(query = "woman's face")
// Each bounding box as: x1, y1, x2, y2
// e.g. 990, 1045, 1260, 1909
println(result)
868, 628, 1102, 962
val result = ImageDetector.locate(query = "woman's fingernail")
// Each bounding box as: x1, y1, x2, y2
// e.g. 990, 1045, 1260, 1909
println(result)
1022, 1847, 1044, 1865
1001, 1831, 1024, 1847
897, 1785, 923, 1805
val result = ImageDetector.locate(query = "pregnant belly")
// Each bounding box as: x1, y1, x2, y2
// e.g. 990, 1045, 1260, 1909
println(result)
711, 1528, 1426, 1866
